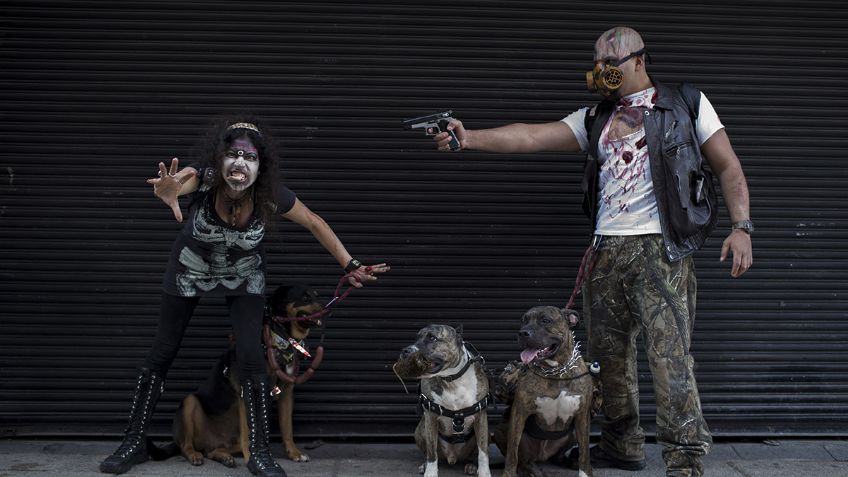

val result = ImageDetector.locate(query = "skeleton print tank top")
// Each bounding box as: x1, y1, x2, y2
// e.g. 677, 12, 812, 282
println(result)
162, 168, 296, 297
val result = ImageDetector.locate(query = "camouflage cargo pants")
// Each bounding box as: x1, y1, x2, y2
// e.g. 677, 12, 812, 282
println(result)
583, 234, 712, 477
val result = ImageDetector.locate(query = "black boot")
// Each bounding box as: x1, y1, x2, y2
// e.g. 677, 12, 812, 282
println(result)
99, 368, 165, 474
242, 375, 287, 477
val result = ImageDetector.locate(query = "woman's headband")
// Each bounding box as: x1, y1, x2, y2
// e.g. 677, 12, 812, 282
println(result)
227, 122, 261, 134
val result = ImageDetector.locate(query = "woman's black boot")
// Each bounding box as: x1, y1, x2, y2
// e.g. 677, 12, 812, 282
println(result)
99, 368, 165, 474
242, 375, 287, 477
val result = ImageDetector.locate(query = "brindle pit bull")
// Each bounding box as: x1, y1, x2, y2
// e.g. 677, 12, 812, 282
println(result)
493, 306, 601, 477
393, 325, 492, 477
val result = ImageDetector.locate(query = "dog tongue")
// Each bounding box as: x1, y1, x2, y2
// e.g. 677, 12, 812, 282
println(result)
520, 349, 540, 364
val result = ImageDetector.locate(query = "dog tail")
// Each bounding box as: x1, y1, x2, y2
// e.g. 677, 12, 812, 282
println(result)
146, 438, 180, 461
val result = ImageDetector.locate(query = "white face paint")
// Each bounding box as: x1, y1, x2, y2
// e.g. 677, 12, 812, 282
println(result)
222, 137, 259, 192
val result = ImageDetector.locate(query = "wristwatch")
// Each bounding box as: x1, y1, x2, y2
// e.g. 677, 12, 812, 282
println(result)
344, 258, 363, 273
731, 220, 754, 235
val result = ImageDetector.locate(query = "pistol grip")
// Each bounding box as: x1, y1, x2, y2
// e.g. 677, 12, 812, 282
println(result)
438, 119, 461, 151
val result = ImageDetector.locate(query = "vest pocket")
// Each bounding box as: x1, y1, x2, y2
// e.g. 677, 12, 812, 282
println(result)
661, 141, 715, 239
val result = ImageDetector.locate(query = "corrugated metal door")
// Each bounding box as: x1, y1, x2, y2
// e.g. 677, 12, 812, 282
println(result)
1, 0, 846, 438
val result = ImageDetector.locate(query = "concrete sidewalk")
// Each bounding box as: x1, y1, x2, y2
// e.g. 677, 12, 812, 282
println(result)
1, 439, 847, 476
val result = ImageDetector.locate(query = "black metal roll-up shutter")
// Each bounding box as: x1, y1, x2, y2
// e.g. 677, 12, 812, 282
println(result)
1, 0, 846, 438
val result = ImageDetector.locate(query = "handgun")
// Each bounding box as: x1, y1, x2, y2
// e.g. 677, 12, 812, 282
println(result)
401, 110, 461, 151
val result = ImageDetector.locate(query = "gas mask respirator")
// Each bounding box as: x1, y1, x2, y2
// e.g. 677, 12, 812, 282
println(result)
586, 48, 649, 97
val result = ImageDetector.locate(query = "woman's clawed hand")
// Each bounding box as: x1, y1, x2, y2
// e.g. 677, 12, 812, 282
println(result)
146, 158, 195, 222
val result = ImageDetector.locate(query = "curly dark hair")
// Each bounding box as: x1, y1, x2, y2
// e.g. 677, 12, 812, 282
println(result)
192, 114, 281, 225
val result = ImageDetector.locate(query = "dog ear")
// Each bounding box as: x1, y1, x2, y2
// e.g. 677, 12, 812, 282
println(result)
452, 323, 464, 337
270, 285, 294, 311
561, 308, 580, 327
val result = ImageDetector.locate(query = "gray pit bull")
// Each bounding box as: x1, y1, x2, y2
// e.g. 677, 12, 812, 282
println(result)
493, 306, 601, 477
393, 324, 492, 477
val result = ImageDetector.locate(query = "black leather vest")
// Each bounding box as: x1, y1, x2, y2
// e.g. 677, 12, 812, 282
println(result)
581, 79, 718, 261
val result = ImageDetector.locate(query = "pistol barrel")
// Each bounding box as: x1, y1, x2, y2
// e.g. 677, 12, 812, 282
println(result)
401, 110, 453, 129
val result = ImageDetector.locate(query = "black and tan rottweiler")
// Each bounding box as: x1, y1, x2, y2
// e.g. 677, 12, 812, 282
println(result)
149, 284, 324, 468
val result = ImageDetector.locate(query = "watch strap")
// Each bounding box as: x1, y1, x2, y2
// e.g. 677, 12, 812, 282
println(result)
344, 258, 362, 273
731, 219, 754, 234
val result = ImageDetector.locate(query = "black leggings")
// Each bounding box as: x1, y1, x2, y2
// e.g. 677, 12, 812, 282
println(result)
144, 292, 266, 379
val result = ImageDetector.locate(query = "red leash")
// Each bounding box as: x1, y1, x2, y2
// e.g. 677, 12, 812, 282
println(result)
270, 267, 371, 324
565, 245, 598, 311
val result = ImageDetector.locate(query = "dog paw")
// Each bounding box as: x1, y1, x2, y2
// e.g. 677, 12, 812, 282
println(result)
288, 452, 310, 462
464, 462, 478, 474
422, 461, 438, 477
185, 451, 204, 466
208, 452, 236, 468
475, 465, 492, 477
518, 462, 544, 477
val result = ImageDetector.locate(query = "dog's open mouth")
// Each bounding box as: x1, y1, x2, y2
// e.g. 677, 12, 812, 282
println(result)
520, 341, 560, 364
294, 306, 325, 328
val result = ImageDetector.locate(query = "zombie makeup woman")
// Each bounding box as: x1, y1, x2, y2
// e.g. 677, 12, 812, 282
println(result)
100, 117, 389, 477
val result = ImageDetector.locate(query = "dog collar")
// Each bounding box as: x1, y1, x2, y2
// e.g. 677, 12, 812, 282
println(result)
441, 343, 485, 383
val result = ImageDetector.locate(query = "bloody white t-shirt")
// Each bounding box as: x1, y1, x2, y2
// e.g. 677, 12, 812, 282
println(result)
561, 88, 724, 235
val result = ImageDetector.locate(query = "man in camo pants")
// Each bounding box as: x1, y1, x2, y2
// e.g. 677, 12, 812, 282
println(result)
585, 235, 714, 475
430, 26, 753, 477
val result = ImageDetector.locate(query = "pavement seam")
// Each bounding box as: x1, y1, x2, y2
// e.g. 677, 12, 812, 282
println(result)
726, 461, 754, 477
728, 443, 743, 459
823, 444, 846, 462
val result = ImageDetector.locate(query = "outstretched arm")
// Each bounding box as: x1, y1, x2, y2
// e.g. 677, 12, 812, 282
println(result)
145, 158, 198, 222
701, 129, 753, 278
282, 199, 389, 287
434, 119, 582, 154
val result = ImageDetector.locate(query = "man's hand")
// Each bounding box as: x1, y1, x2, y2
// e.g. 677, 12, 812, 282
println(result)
347, 263, 391, 288
434, 119, 468, 151
720, 230, 753, 277
145, 158, 195, 222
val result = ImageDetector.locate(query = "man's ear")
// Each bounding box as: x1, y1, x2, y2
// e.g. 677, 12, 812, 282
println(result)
561, 308, 580, 327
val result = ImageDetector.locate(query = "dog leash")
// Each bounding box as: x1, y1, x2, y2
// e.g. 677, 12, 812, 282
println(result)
565, 240, 600, 310
271, 267, 372, 324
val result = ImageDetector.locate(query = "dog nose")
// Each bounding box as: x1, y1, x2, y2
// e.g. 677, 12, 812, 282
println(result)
519, 328, 532, 338
400, 345, 415, 358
